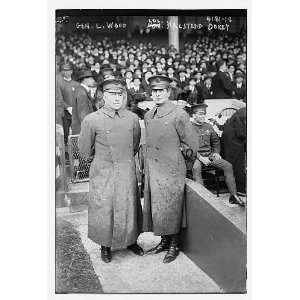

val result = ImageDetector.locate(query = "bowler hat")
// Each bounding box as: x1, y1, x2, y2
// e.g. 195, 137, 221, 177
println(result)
61, 63, 73, 71
235, 70, 245, 78
77, 69, 94, 80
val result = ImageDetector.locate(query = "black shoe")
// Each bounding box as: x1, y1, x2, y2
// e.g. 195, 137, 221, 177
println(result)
163, 236, 180, 264
146, 236, 170, 254
101, 246, 112, 263
229, 194, 245, 207
127, 243, 144, 256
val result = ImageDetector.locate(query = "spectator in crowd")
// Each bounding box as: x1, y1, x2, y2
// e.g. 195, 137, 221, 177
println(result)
201, 75, 214, 100
166, 66, 176, 80
185, 76, 201, 105
212, 60, 233, 98
191, 104, 245, 206
128, 75, 146, 106
178, 70, 188, 90
232, 72, 246, 101
169, 77, 182, 101
143, 75, 199, 263
97, 64, 114, 83
221, 107, 246, 195
227, 63, 235, 82
124, 70, 133, 90
91, 61, 101, 81
78, 78, 144, 263
56, 63, 80, 146
72, 69, 96, 134
141, 70, 153, 96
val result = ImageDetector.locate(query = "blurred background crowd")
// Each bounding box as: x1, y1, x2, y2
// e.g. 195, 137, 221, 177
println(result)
56, 30, 246, 120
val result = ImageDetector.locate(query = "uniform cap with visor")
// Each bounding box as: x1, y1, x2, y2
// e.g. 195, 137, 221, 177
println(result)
148, 75, 172, 90
99, 78, 126, 93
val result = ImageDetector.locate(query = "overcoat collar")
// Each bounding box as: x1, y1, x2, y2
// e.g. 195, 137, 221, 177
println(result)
101, 104, 126, 118
149, 100, 176, 119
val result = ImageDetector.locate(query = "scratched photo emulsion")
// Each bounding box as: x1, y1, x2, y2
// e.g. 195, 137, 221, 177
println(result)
55, 9, 247, 294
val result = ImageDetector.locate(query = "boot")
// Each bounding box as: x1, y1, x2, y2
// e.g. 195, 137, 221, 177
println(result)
229, 194, 245, 207
101, 246, 112, 263
146, 235, 170, 254
163, 234, 180, 264
127, 243, 144, 256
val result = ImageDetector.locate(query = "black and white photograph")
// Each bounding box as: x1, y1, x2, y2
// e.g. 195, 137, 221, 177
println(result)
54, 7, 247, 294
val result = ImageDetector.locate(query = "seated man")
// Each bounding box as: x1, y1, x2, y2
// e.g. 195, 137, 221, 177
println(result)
191, 103, 245, 206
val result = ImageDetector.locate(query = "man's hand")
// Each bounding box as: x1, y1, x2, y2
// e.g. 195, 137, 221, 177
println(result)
211, 153, 222, 161
197, 154, 211, 166
67, 107, 72, 115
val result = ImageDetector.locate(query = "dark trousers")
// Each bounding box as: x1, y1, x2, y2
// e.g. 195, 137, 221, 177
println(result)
192, 158, 237, 195
62, 114, 71, 146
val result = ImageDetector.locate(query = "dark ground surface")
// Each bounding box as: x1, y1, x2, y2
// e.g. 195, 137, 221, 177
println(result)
55, 218, 103, 294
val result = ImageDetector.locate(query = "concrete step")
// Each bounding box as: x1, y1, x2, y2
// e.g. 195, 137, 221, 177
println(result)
181, 179, 247, 293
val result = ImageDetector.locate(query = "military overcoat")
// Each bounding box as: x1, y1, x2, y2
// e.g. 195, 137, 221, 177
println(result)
143, 101, 199, 235
78, 105, 142, 249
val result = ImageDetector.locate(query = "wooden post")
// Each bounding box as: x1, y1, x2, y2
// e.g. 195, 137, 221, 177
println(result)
168, 16, 179, 51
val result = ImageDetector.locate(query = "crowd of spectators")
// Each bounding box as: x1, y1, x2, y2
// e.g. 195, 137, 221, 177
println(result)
56, 31, 247, 117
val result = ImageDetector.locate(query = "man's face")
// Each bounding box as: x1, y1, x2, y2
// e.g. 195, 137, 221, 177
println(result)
103, 89, 124, 110
236, 76, 243, 84
62, 69, 72, 78
170, 81, 177, 88
84, 77, 96, 86
229, 65, 235, 73
145, 72, 152, 80
125, 72, 132, 79
151, 88, 170, 105
189, 79, 196, 87
133, 79, 140, 87
205, 78, 212, 86
193, 110, 206, 124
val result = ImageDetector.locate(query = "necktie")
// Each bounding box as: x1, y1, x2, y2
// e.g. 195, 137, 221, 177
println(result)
115, 110, 120, 118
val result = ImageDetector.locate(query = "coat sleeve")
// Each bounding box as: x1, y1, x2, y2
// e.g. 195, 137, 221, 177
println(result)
220, 72, 233, 96
133, 115, 141, 155
56, 79, 69, 109
175, 109, 199, 158
77, 91, 92, 123
78, 117, 95, 160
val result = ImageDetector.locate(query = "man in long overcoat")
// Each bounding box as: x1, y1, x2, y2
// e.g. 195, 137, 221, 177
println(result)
221, 107, 247, 194
72, 69, 97, 135
143, 75, 199, 263
212, 60, 233, 99
78, 78, 144, 263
